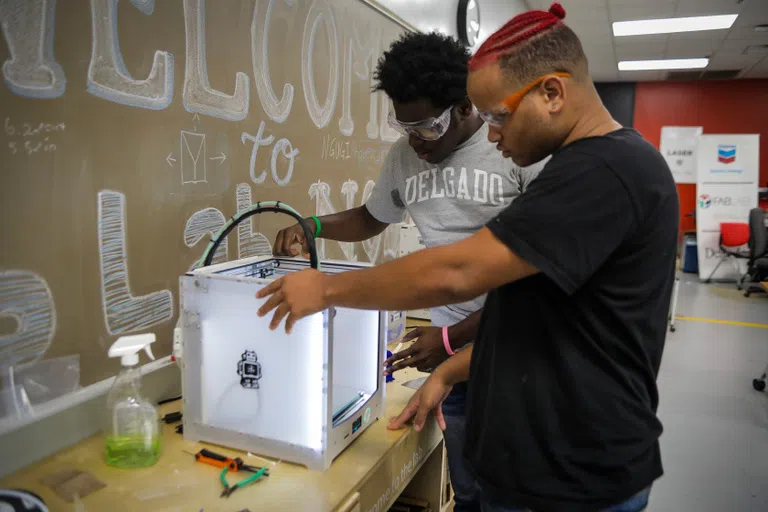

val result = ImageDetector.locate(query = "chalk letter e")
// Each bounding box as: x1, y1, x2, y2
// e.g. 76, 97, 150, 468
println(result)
87, 0, 174, 109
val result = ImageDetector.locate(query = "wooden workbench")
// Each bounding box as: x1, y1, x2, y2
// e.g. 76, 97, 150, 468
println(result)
0, 368, 448, 512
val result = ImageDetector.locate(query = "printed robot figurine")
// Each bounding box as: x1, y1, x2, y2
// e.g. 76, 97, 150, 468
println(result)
238, 350, 262, 389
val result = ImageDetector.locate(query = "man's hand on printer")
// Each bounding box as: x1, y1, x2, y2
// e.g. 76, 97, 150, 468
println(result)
257, 270, 329, 333
384, 327, 448, 374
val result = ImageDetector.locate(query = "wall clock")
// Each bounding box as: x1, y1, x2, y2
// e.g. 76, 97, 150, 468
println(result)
457, 0, 481, 47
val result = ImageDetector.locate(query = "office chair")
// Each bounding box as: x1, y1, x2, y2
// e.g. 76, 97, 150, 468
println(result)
741, 208, 768, 297
705, 222, 750, 283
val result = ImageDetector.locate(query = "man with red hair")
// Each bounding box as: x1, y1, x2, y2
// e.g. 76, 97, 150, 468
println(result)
256, 4, 678, 511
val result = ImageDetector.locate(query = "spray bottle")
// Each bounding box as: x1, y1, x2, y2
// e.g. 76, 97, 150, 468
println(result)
104, 333, 161, 468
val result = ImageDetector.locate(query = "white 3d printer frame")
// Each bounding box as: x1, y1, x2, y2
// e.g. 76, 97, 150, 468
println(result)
179, 255, 387, 471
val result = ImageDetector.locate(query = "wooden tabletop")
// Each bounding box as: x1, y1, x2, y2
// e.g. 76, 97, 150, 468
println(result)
761, 282, 768, 293
0, 366, 441, 512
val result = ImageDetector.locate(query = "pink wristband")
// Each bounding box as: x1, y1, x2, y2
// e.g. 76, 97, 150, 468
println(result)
442, 326, 455, 356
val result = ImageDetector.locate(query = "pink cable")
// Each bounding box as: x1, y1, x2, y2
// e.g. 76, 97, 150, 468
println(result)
442, 326, 455, 356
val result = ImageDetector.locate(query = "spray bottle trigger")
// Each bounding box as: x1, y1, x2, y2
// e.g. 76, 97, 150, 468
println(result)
144, 345, 155, 361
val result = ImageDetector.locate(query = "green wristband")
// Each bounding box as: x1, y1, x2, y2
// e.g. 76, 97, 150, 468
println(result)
309, 216, 322, 237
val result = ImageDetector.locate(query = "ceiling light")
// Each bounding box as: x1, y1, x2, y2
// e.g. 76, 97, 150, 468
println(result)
618, 58, 709, 71
613, 14, 738, 37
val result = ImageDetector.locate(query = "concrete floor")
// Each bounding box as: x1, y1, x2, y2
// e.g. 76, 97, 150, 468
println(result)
648, 274, 768, 512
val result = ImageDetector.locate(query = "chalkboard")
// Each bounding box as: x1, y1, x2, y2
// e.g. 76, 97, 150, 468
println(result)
0, 0, 404, 391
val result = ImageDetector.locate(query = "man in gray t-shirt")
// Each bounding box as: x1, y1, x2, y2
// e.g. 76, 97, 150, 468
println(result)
273, 32, 543, 512
366, 121, 539, 328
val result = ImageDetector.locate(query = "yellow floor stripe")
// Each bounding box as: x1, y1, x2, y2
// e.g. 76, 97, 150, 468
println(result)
675, 316, 768, 329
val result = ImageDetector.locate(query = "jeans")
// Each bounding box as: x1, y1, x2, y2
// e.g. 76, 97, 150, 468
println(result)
479, 486, 652, 512
442, 382, 481, 512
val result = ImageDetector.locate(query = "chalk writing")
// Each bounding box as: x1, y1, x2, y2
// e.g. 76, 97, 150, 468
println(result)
242, 121, 299, 187
270, 138, 299, 186
0, 270, 57, 367
179, 130, 207, 184
339, 23, 379, 138
242, 123, 274, 185
235, 183, 273, 259
353, 144, 389, 167
378, 92, 400, 143
309, 181, 356, 261
302, 0, 339, 129
319, 135, 388, 165
185, 208, 228, 270
97, 190, 174, 335
129, 0, 154, 15
0, 0, 66, 98
182, 0, 249, 121
320, 134, 352, 161
4, 117, 65, 155
251, 0, 295, 123
87, 0, 173, 109
360, 180, 381, 262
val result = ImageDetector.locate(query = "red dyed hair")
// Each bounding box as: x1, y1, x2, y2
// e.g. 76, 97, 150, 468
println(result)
469, 2, 567, 71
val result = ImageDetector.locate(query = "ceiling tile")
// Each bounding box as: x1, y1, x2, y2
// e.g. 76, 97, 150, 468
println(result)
566, 8, 611, 25
617, 70, 664, 81
615, 41, 668, 60
735, 0, 768, 22
609, 3, 677, 23
575, 28, 614, 46
707, 51, 764, 70
611, 33, 670, 45
592, 70, 620, 82
674, 0, 743, 18
529, 0, 607, 11
608, 0, 662, 6
666, 36, 724, 58
743, 68, 768, 78
666, 30, 728, 42
742, 55, 768, 77
720, 36, 768, 53
726, 27, 768, 41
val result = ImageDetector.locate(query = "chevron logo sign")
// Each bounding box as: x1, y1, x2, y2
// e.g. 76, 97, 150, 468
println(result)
717, 144, 736, 164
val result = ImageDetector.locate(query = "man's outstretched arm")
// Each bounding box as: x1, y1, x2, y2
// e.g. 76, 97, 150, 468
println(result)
257, 227, 537, 332
388, 345, 474, 431
384, 309, 482, 374
273, 206, 388, 257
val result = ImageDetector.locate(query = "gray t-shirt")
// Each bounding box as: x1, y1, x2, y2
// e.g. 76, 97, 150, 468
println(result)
365, 123, 545, 327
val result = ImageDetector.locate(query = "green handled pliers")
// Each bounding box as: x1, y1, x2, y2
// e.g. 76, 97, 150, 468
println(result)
220, 464, 268, 498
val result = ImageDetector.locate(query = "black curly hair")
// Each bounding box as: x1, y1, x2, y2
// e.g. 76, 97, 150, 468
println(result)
373, 31, 471, 110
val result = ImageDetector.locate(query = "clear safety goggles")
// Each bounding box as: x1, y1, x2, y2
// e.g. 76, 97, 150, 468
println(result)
387, 105, 453, 141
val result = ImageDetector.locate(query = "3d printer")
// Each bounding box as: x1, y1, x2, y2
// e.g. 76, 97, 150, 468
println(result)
178, 202, 387, 471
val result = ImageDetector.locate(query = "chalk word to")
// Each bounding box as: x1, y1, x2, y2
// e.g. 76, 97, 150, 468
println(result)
242, 121, 299, 187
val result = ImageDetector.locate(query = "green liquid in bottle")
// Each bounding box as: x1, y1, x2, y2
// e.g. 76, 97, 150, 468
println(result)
105, 435, 161, 468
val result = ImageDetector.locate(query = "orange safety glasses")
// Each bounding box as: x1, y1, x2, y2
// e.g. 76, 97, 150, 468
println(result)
502, 71, 571, 113
479, 72, 571, 126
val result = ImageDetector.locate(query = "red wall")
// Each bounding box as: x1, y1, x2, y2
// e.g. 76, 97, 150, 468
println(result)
633, 80, 768, 234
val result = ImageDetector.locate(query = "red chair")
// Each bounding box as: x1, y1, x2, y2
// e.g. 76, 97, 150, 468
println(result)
705, 222, 750, 283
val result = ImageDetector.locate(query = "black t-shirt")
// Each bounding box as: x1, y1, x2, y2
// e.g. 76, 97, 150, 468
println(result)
465, 128, 679, 512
